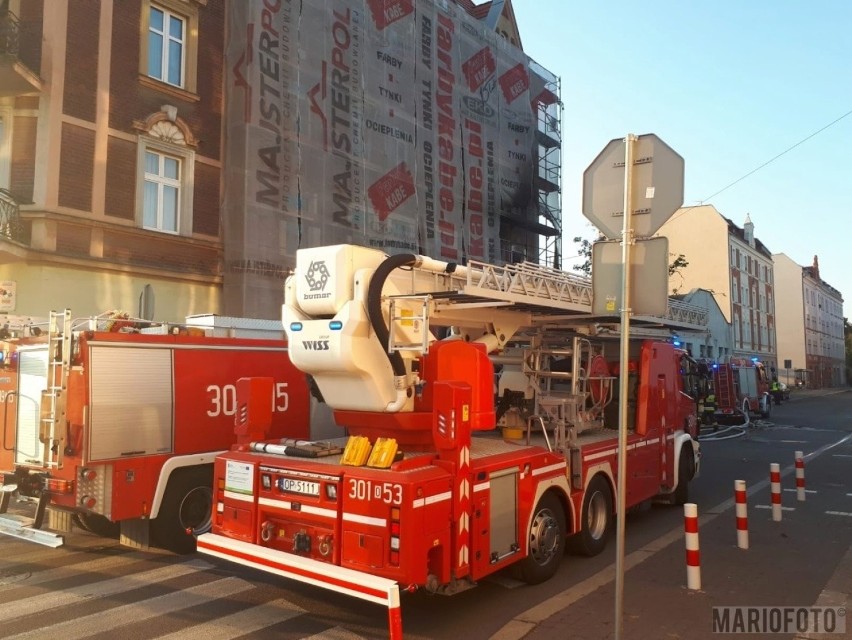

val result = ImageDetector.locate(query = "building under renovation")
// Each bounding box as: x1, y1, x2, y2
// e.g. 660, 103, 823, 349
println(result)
0, 0, 561, 320
222, 0, 562, 316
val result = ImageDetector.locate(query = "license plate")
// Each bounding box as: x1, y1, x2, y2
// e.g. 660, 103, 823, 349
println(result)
278, 478, 320, 496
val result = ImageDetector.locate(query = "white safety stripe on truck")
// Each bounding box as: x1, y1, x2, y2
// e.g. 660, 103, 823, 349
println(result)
531, 462, 568, 477
583, 437, 666, 463
257, 497, 337, 520
412, 491, 452, 508
474, 482, 489, 492
224, 491, 254, 502
342, 513, 387, 527
197, 533, 399, 608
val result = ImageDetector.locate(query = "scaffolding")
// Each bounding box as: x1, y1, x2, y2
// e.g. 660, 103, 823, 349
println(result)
532, 60, 562, 271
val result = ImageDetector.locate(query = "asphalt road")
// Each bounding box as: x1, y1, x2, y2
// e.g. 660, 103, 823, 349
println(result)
0, 389, 849, 639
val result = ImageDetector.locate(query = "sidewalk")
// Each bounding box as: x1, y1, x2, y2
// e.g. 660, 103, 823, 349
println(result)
521, 487, 851, 639
784, 387, 849, 402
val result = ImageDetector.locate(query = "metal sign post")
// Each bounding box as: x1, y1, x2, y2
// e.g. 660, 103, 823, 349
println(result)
582, 132, 684, 640
614, 133, 636, 640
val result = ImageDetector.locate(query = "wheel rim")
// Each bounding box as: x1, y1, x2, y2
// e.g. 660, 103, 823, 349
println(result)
528, 507, 561, 566
587, 490, 608, 540
178, 486, 213, 535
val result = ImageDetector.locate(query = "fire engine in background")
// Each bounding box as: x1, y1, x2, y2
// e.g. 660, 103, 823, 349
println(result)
0, 311, 313, 552
198, 244, 702, 632
712, 357, 772, 422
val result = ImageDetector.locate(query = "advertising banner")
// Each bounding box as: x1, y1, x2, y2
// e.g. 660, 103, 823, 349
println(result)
224, 0, 551, 316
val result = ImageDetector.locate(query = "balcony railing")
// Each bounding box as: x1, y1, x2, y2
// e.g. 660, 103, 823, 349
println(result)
0, 10, 21, 57
0, 189, 23, 242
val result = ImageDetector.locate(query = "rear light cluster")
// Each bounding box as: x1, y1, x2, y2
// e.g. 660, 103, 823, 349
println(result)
78, 467, 97, 507
215, 478, 225, 526
389, 507, 401, 566
45, 478, 74, 494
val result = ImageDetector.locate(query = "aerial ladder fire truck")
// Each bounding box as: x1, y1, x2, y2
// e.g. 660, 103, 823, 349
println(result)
0, 311, 314, 551
197, 244, 703, 636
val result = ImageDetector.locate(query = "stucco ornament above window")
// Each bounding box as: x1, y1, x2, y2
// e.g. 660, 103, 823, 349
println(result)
132, 107, 197, 148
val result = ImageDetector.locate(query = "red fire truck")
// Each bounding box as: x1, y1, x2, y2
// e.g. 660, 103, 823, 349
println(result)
197, 245, 702, 635
712, 357, 772, 421
0, 311, 312, 551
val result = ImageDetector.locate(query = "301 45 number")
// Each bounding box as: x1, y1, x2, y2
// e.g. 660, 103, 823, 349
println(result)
206, 382, 289, 417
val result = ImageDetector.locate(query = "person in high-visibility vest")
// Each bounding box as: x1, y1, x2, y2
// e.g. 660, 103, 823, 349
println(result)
703, 392, 717, 429
771, 380, 783, 405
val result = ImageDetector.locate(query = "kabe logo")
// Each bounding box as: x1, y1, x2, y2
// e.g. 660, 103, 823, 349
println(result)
304, 260, 331, 297
461, 96, 496, 120
302, 340, 330, 351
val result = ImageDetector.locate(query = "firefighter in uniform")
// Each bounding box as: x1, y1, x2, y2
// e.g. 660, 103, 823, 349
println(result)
703, 392, 717, 430
771, 379, 783, 405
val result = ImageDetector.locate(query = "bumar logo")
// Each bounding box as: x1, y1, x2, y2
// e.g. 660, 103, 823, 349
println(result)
303, 260, 332, 300
305, 260, 330, 291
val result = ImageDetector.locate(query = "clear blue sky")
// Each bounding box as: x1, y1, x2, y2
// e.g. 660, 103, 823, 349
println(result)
512, 0, 852, 310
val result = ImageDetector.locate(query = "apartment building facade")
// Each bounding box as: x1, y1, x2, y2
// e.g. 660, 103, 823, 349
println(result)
774, 252, 846, 388
657, 204, 778, 371
1, 0, 558, 322
1, 0, 225, 321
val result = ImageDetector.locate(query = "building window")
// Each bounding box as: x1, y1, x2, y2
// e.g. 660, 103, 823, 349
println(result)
135, 115, 195, 236
143, 151, 181, 233
140, 1, 201, 96
148, 6, 185, 87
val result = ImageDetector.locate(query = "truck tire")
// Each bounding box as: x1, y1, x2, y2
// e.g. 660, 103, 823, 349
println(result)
674, 448, 695, 505
152, 466, 213, 554
73, 512, 120, 538
568, 475, 612, 557
512, 492, 565, 584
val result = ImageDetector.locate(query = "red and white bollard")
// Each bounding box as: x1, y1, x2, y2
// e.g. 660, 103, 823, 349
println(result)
770, 463, 782, 521
735, 479, 749, 549
684, 503, 701, 590
795, 451, 806, 502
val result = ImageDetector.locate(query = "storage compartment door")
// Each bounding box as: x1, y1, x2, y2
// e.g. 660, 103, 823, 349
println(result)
89, 346, 174, 460
489, 469, 519, 561
14, 348, 49, 465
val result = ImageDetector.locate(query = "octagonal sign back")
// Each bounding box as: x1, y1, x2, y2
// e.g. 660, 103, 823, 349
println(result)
582, 134, 685, 239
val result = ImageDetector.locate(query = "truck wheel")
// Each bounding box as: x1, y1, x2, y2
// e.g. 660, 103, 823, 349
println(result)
73, 513, 120, 538
568, 475, 612, 557
512, 492, 565, 584
674, 448, 694, 505
152, 467, 213, 554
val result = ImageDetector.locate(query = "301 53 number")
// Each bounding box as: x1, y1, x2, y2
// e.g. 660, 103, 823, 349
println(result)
348, 479, 403, 505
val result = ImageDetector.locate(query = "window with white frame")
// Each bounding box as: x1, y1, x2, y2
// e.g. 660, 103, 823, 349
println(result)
143, 150, 181, 233
148, 5, 185, 87
136, 118, 195, 236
